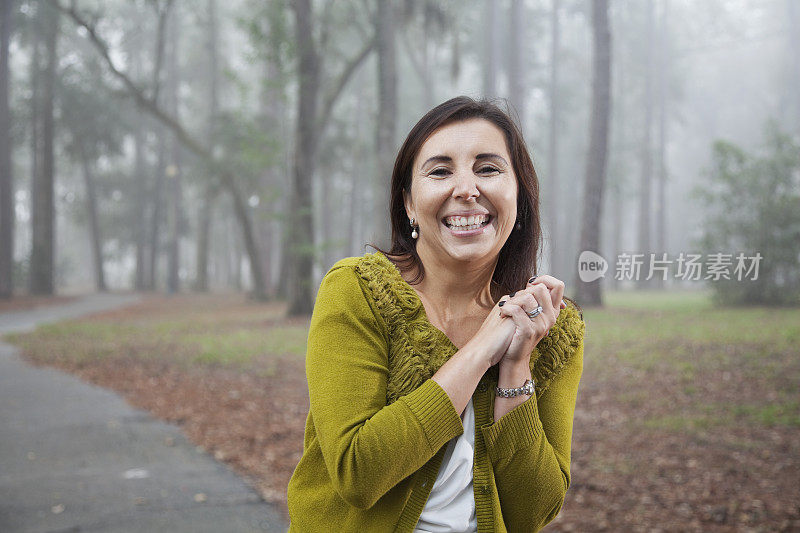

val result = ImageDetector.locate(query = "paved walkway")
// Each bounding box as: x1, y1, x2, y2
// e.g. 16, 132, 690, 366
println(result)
0, 293, 288, 532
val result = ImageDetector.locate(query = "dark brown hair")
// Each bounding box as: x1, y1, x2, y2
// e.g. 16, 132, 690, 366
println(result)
368, 96, 550, 303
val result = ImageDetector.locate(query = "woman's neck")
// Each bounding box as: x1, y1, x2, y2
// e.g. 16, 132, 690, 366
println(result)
404, 246, 498, 324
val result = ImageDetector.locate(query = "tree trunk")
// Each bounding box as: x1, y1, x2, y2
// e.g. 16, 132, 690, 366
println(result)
375, 0, 397, 250
260, 39, 287, 299
277, 0, 375, 313
546, 0, 561, 277
133, 118, 149, 290
609, 19, 626, 292
230, 211, 242, 290
165, 5, 182, 294
76, 138, 106, 291
482, 0, 501, 98
575, 0, 612, 306
166, 161, 182, 294
195, 186, 215, 291
194, 0, 219, 293
318, 164, 330, 270
287, 0, 319, 315
507, 0, 524, 130
30, 1, 58, 295
348, 89, 364, 257
0, 0, 13, 298
788, 0, 800, 136
636, 0, 654, 288
148, 129, 166, 290
421, 12, 433, 110
28, 10, 40, 287
654, 0, 669, 288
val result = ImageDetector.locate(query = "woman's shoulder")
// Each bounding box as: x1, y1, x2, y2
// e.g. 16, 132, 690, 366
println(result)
323, 252, 412, 299
321, 252, 423, 337
324, 251, 398, 278
325, 255, 365, 273
312, 256, 392, 337
318, 251, 411, 309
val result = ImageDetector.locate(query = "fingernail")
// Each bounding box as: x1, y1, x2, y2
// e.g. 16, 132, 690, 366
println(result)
498, 301, 505, 307
510, 291, 516, 297
528, 276, 537, 283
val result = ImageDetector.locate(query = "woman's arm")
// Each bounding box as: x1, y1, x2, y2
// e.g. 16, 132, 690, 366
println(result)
306, 265, 469, 509
480, 335, 584, 532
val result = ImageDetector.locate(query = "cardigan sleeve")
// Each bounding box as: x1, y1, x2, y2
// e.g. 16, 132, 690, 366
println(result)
306, 265, 464, 510
479, 333, 584, 532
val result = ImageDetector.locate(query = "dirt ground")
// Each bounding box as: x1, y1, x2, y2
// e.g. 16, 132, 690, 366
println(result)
13, 295, 800, 532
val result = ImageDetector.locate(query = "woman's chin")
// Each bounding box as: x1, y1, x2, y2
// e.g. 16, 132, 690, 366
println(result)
439, 235, 498, 262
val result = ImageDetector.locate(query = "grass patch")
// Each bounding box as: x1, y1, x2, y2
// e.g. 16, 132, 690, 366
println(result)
6, 297, 306, 370
638, 398, 800, 432
583, 290, 800, 379
602, 289, 715, 312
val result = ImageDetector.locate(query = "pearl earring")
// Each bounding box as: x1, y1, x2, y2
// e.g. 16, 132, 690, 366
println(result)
410, 218, 419, 239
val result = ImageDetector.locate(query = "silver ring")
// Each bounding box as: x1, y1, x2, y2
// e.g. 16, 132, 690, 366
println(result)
526, 306, 543, 320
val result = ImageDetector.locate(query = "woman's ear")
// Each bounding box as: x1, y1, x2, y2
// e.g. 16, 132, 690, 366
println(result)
403, 187, 413, 219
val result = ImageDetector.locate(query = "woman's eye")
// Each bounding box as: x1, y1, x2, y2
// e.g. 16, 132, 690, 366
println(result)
430, 168, 450, 176
479, 166, 500, 174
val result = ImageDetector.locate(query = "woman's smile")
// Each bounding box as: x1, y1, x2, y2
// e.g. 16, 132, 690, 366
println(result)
441, 213, 493, 236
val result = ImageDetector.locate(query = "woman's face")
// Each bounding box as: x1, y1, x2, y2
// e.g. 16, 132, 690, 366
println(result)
404, 118, 518, 266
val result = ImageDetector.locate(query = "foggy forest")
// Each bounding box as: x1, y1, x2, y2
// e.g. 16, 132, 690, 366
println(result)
1, 1, 799, 531
2, 0, 797, 311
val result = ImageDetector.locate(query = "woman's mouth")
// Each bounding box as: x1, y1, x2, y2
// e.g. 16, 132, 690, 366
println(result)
442, 214, 492, 235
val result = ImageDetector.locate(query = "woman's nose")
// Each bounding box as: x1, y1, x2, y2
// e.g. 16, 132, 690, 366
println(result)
451, 170, 480, 200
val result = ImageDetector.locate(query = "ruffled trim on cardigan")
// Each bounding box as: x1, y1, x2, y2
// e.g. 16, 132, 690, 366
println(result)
353, 251, 585, 404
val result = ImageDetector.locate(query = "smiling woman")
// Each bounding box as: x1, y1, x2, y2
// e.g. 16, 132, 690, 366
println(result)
287, 96, 585, 533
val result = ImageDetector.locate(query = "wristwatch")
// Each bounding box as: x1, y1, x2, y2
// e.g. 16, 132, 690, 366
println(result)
495, 378, 535, 398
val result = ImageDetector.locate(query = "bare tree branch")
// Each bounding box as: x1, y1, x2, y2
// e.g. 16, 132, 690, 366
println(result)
55, 1, 210, 161
400, 27, 426, 84
316, 34, 377, 135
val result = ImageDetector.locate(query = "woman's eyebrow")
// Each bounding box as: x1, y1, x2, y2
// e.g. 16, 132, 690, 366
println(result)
420, 155, 452, 170
475, 153, 508, 165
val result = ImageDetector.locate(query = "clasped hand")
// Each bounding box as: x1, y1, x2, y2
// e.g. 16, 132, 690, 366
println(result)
469, 275, 566, 368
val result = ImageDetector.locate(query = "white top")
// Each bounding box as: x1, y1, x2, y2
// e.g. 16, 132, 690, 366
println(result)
413, 398, 478, 533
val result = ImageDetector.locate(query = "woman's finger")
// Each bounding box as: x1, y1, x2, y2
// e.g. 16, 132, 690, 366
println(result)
504, 290, 539, 318
527, 274, 566, 310
532, 283, 556, 326
505, 291, 550, 335
499, 301, 538, 335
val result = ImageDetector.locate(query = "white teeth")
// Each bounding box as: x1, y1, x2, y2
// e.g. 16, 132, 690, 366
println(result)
444, 214, 489, 229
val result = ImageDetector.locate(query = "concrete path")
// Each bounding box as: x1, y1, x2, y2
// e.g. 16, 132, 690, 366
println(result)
0, 293, 288, 532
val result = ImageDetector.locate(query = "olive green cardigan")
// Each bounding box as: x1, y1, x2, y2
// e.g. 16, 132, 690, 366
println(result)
287, 251, 585, 532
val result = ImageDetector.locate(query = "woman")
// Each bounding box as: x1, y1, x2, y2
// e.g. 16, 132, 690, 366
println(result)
287, 96, 585, 532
